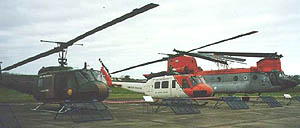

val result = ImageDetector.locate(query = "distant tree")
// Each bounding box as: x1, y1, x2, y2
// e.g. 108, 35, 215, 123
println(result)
123, 75, 131, 80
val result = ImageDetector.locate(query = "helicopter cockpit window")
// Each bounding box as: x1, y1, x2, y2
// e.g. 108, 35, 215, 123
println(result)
189, 76, 201, 87
182, 79, 189, 89
82, 70, 96, 81
75, 71, 89, 85
91, 70, 107, 83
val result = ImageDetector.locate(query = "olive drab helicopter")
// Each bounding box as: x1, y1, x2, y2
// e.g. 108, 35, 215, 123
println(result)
111, 31, 299, 97
1, 3, 159, 103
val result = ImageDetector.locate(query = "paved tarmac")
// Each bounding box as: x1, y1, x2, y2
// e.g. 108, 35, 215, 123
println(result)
4, 99, 300, 128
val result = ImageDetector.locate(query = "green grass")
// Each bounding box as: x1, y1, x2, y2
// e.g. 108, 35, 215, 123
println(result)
0, 84, 299, 102
108, 86, 144, 100
0, 86, 144, 102
0, 86, 35, 103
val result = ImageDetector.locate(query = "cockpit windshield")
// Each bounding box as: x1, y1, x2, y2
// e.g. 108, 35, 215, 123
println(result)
75, 70, 95, 85
81, 70, 95, 81
91, 70, 107, 84
74, 69, 108, 85
189, 76, 202, 87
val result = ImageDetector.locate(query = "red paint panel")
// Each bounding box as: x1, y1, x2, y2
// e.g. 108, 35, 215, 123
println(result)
257, 58, 282, 72
167, 56, 201, 73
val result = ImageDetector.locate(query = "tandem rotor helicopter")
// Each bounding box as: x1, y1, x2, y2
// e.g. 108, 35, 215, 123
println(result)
111, 31, 299, 98
1, 3, 159, 103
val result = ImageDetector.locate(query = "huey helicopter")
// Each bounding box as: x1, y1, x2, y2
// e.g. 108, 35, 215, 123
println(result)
113, 73, 213, 98
111, 31, 299, 97
1, 3, 159, 103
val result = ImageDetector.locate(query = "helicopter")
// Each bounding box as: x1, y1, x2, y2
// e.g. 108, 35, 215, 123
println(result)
1, 3, 159, 103
177, 50, 299, 94
111, 31, 299, 97
113, 68, 213, 98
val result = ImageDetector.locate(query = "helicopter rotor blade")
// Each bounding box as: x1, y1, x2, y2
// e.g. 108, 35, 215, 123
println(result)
196, 53, 246, 62
111, 57, 169, 74
221, 56, 246, 62
112, 31, 257, 73
187, 31, 258, 53
197, 51, 283, 58
62, 3, 159, 48
158, 53, 178, 58
2, 47, 64, 71
3, 3, 159, 71
174, 49, 228, 65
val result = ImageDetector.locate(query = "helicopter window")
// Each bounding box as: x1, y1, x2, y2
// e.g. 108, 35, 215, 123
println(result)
233, 76, 238, 81
172, 80, 176, 88
38, 79, 43, 88
38, 75, 53, 89
154, 82, 160, 89
253, 75, 258, 80
162, 81, 169, 88
92, 70, 106, 83
82, 71, 96, 81
182, 79, 189, 89
217, 77, 221, 82
190, 76, 201, 87
75, 72, 89, 85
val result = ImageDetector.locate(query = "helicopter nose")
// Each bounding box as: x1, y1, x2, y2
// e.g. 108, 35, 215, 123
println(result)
192, 84, 213, 97
96, 83, 109, 101
278, 77, 298, 89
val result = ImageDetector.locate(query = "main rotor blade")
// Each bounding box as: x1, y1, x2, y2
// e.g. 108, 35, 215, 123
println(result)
111, 57, 169, 74
187, 31, 258, 53
197, 53, 246, 62
222, 56, 247, 62
63, 3, 159, 48
2, 47, 64, 71
197, 51, 283, 58
174, 49, 228, 65
3, 3, 159, 71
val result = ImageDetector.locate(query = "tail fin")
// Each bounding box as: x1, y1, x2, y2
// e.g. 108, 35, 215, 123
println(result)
99, 59, 112, 86
101, 67, 112, 86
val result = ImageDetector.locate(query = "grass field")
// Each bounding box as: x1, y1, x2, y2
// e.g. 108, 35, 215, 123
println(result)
0, 85, 300, 103
0, 86, 35, 103
107, 86, 144, 100
0, 86, 144, 103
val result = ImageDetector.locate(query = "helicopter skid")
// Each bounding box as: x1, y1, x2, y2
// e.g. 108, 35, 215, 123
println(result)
31, 103, 65, 113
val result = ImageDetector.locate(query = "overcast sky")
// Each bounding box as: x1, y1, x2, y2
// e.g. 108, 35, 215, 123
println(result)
1, 0, 299, 78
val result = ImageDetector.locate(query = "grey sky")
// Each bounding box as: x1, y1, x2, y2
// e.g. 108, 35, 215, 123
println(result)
1, 0, 299, 78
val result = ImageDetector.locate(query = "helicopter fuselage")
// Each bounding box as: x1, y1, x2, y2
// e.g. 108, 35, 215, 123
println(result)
115, 74, 213, 98
35, 67, 110, 103
168, 56, 298, 94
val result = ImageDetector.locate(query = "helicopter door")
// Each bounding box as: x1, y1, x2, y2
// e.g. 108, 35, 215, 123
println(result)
152, 81, 161, 97
161, 80, 171, 97
54, 73, 68, 99
38, 74, 55, 99
269, 72, 280, 86
152, 79, 171, 98
171, 80, 178, 97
